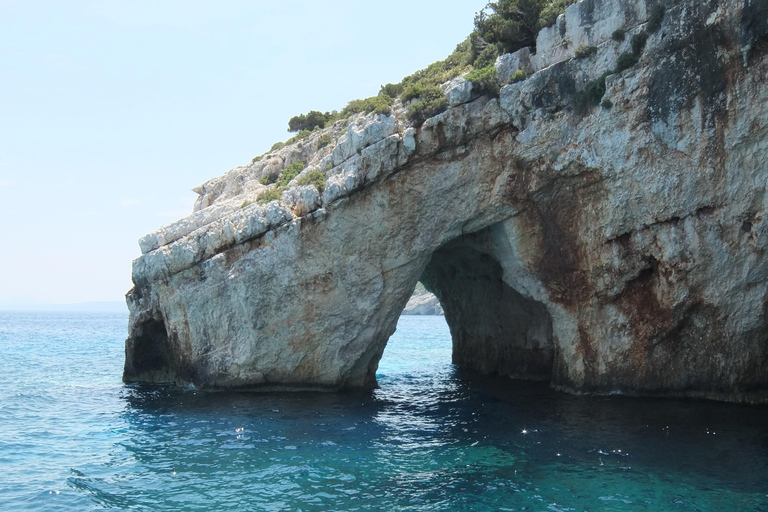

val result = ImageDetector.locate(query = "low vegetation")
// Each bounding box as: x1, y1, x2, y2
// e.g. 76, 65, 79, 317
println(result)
277, 0, 578, 134
270, 0, 657, 151
574, 44, 598, 59
288, 111, 332, 133
614, 52, 639, 74
508, 68, 531, 83
259, 172, 278, 186
466, 65, 500, 97
256, 187, 282, 205
573, 70, 611, 112
296, 170, 327, 194
406, 85, 449, 124
254, 165, 327, 206
646, 5, 666, 33
631, 31, 649, 55
276, 162, 305, 188
539, 0, 577, 27
316, 133, 332, 150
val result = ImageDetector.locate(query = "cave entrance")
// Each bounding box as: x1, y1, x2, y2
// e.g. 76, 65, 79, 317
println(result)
413, 235, 554, 381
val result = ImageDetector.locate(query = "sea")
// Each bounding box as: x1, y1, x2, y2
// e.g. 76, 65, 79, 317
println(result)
1, 311, 768, 511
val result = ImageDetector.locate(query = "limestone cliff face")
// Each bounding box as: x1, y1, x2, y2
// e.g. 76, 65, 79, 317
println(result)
125, 0, 768, 402
402, 291, 444, 315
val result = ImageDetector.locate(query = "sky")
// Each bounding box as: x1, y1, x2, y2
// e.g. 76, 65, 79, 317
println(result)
0, 0, 484, 304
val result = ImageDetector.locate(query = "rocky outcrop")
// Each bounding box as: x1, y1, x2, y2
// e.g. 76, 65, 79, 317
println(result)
401, 292, 444, 315
125, 0, 768, 402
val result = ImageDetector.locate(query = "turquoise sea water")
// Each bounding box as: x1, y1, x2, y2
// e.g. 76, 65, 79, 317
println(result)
1, 311, 768, 511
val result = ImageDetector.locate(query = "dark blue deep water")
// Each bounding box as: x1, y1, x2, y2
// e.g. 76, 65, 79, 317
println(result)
2, 311, 768, 511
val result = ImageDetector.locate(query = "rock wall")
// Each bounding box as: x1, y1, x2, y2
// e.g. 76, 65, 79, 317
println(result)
401, 291, 443, 315
125, 0, 768, 402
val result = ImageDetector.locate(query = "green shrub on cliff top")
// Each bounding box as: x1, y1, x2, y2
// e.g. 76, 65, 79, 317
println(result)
539, 0, 577, 28
406, 85, 449, 124
288, 110, 332, 132
279, 0, 587, 133
472, 0, 577, 62
467, 65, 500, 97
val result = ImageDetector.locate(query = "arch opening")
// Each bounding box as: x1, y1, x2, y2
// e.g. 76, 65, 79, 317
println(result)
418, 236, 554, 381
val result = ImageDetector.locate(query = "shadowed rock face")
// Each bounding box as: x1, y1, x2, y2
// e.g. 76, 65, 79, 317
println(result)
125, 0, 768, 402
421, 237, 553, 380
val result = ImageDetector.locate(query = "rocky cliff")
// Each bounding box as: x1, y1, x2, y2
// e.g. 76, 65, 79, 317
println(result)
402, 289, 444, 315
125, 0, 768, 402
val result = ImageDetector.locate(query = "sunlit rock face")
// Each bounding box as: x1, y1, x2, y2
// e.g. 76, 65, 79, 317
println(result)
401, 291, 443, 315
125, 0, 768, 402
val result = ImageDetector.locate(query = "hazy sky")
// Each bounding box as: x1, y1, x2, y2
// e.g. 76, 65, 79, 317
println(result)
0, 0, 483, 304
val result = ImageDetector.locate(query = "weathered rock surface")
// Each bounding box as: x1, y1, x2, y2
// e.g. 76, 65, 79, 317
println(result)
402, 292, 444, 315
125, 0, 768, 402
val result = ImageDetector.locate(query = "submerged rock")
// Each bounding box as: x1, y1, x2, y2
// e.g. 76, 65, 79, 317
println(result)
125, 0, 768, 402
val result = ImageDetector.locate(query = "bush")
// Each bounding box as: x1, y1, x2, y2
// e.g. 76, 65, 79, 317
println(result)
573, 71, 611, 111
467, 65, 500, 97
508, 68, 531, 83
614, 51, 639, 73
402, 83, 427, 102
277, 161, 305, 188
540, 0, 577, 28
340, 94, 393, 118
612, 28, 626, 41
379, 82, 404, 98
631, 31, 649, 55
317, 133, 332, 150
296, 170, 327, 194
256, 187, 282, 205
601, 99, 613, 109
288, 110, 331, 133
473, 0, 546, 54
270, 141, 286, 152
472, 42, 503, 69
574, 44, 598, 59
259, 172, 278, 185
646, 4, 665, 33
406, 85, 448, 124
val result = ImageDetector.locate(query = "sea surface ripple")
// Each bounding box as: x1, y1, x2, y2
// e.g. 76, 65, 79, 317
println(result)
1, 311, 768, 511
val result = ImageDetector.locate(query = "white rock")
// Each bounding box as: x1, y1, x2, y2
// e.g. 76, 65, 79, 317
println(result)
444, 77, 473, 106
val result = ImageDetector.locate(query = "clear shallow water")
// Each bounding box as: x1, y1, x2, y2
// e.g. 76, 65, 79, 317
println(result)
1, 312, 768, 511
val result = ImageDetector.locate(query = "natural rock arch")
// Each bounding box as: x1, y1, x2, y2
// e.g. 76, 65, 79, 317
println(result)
125, 0, 768, 402
419, 231, 554, 382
